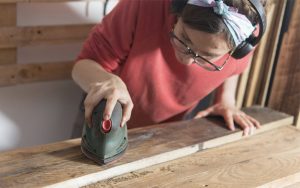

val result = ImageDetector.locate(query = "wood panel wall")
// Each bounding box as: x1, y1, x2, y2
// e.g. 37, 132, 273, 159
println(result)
268, 0, 300, 127
0, 0, 100, 86
236, 0, 287, 108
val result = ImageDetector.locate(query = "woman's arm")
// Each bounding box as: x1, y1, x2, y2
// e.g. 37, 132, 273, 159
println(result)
214, 75, 238, 107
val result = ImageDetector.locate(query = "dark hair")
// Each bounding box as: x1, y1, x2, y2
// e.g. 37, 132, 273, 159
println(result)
171, 0, 267, 48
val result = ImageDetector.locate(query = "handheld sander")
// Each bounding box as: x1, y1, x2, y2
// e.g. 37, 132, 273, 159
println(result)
81, 99, 128, 165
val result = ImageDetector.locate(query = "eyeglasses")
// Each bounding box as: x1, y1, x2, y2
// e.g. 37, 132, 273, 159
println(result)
169, 29, 234, 71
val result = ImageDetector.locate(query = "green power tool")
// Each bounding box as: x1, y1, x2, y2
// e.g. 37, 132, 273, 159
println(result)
81, 99, 128, 165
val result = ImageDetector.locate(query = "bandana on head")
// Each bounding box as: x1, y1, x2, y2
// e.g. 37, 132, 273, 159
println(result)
187, 0, 255, 47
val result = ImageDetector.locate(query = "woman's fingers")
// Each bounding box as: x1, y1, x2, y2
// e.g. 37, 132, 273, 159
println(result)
103, 97, 118, 120
121, 101, 134, 127
234, 114, 256, 136
195, 107, 214, 118
241, 114, 256, 135
245, 114, 261, 129
84, 89, 103, 127
223, 111, 235, 131
234, 115, 251, 136
194, 104, 260, 137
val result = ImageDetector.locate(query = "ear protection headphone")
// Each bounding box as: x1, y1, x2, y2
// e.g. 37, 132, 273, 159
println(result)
171, 0, 267, 59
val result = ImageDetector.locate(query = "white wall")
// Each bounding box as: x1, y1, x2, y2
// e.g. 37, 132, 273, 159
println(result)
0, 0, 118, 151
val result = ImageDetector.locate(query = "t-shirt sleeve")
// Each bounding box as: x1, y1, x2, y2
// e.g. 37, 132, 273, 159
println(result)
76, 0, 140, 73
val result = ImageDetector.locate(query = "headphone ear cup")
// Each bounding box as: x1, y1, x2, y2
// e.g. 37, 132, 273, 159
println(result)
232, 42, 254, 59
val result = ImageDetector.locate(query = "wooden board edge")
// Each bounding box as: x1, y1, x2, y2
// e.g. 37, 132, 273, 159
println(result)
203, 116, 294, 149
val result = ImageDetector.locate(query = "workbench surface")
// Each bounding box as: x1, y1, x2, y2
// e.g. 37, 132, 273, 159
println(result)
87, 126, 300, 188
0, 107, 297, 188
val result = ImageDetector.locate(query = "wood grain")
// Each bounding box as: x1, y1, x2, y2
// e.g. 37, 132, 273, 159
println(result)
0, 4, 16, 26
0, 61, 73, 86
0, 24, 93, 48
87, 126, 300, 188
0, 48, 16, 65
268, 0, 300, 126
0, 107, 293, 188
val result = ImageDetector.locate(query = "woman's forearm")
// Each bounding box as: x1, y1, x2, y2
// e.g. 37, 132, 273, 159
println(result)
72, 59, 121, 92
214, 75, 239, 106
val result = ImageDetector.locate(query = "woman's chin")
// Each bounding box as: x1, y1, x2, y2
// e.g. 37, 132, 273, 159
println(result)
175, 54, 193, 66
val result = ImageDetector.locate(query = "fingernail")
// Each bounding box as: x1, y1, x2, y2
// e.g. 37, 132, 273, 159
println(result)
104, 114, 110, 120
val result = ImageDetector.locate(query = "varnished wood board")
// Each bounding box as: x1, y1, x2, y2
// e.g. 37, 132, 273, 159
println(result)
0, 107, 294, 188
86, 126, 300, 188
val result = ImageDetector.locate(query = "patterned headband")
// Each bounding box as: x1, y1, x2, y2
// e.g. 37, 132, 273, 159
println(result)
187, 0, 255, 47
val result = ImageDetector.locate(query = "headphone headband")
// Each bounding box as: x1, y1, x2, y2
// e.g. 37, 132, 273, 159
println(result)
247, 0, 267, 46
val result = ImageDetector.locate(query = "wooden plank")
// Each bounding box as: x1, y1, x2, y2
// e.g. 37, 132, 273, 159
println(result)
0, 48, 16, 65
236, 56, 251, 108
87, 126, 300, 188
0, 4, 16, 26
244, 1, 280, 107
0, 4, 17, 66
0, 24, 93, 48
0, 107, 293, 188
257, 0, 287, 105
0, 61, 73, 86
268, 0, 300, 126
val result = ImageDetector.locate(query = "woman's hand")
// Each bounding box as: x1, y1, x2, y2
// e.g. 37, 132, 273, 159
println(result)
84, 76, 134, 128
194, 103, 261, 136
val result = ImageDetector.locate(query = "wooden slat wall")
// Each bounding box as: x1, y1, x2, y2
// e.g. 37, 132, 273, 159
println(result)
0, 3, 16, 26
268, 0, 300, 127
0, 48, 16, 65
0, 24, 93, 48
256, 0, 287, 105
0, 1, 96, 86
0, 62, 74, 86
240, 0, 287, 107
0, 3, 17, 67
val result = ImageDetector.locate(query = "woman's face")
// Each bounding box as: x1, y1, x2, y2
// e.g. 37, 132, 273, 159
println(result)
171, 18, 231, 66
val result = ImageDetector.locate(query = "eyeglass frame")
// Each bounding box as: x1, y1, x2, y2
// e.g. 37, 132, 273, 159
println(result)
169, 29, 235, 71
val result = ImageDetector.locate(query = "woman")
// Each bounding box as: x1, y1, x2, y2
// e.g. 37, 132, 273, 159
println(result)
72, 0, 266, 136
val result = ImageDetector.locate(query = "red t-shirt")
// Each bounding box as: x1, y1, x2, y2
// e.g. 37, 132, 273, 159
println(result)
77, 0, 251, 128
